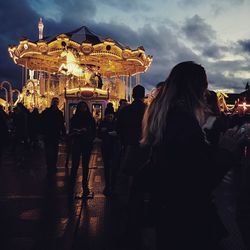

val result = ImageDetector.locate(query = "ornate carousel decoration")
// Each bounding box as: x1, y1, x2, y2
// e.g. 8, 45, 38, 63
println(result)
8, 18, 153, 112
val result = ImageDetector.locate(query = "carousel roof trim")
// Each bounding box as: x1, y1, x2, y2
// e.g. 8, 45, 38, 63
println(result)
8, 25, 153, 76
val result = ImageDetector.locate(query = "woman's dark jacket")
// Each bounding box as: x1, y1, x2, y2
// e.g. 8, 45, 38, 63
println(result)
70, 113, 96, 145
151, 106, 235, 248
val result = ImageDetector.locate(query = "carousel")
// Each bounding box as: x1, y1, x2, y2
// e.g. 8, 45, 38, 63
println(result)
217, 89, 250, 114
8, 18, 153, 128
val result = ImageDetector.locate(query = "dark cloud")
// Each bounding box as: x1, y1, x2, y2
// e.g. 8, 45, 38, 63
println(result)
238, 39, 250, 53
201, 44, 229, 59
0, 0, 249, 94
0, 0, 96, 88
182, 15, 216, 44
205, 59, 250, 92
208, 71, 247, 92
0, 0, 40, 87
54, 0, 97, 23
94, 0, 150, 11
181, 15, 229, 60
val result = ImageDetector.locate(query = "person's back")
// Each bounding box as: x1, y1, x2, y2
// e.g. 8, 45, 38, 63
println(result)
41, 97, 65, 174
13, 104, 29, 141
41, 105, 65, 140
140, 62, 245, 249
117, 85, 146, 146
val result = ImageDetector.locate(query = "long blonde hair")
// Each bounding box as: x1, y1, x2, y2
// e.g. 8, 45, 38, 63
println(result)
141, 61, 208, 146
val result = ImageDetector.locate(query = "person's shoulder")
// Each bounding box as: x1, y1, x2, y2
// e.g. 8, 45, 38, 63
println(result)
118, 105, 130, 116
41, 108, 49, 115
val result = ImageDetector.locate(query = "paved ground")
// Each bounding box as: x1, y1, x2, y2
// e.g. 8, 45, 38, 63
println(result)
0, 140, 135, 250
0, 140, 249, 250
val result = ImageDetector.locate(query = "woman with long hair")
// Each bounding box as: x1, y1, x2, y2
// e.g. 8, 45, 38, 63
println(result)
69, 101, 96, 198
141, 61, 244, 249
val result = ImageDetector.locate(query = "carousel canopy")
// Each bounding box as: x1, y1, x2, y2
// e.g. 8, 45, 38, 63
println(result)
43, 26, 103, 45
8, 25, 153, 77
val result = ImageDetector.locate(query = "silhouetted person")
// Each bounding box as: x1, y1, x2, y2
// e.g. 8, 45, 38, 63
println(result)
29, 107, 41, 149
41, 97, 65, 175
98, 112, 118, 195
116, 85, 146, 249
12, 103, 30, 167
202, 90, 228, 146
69, 101, 96, 198
117, 85, 146, 147
104, 102, 114, 116
141, 61, 245, 250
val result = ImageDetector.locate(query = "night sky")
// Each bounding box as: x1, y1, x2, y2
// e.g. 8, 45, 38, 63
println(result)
1, 0, 250, 92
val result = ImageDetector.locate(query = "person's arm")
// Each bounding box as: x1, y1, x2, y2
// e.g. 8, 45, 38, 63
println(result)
176, 115, 239, 192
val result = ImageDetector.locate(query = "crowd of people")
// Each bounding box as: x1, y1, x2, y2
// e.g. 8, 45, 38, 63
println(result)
0, 61, 250, 249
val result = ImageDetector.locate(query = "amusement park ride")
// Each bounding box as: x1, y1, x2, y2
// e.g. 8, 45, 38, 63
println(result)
7, 18, 153, 128
2, 18, 250, 127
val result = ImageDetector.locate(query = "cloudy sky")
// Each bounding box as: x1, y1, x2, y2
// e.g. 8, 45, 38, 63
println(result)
1, 0, 250, 92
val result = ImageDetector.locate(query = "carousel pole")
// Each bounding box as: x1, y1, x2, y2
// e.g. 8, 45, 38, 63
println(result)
25, 61, 28, 85
0, 81, 13, 110
21, 66, 24, 88
12, 89, 21, 106
136, 73, 140, 85
47, 73, 51, 105
126, 75, 129, 101
0, 86, 9, 112
130, 75, 132, 102
124, 76, 127, 100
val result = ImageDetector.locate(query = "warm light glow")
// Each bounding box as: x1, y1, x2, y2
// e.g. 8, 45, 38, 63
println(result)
239, 103, 250, 108
66, 87, 108, 95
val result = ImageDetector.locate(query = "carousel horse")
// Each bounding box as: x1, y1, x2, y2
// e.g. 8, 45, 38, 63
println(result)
59, 49, 86, 77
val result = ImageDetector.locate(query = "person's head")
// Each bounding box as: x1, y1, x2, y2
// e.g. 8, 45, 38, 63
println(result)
106, 102, 113, 109
51, 97, 59, 108
132, 85, 145, 100
141, 61, 208, 145
105, 102, 114, 116
119, 99, 128, 109
205, 90, 221, 116
152, 81, 166, 99
75, 101, 90, 115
